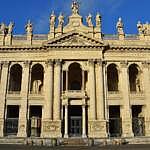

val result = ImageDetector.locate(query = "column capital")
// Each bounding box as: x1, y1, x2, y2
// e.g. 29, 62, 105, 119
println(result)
142, 61, 150, 68
88, 59, 95, 66
96, 59, 103, 66
55, 59, 62, 66
120, 61, 128, 68
23, 61, 31, 68
45, 59, 54, 67
2, 61, 9, 68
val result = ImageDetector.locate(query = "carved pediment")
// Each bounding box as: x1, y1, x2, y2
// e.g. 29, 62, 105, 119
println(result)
43, 31, 104, 47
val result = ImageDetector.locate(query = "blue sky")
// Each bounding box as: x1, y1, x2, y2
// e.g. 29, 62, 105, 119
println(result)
0, 0, 149, 34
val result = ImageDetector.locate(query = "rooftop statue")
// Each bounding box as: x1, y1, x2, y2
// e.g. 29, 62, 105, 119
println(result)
0, 23, 6, 34
96, 13, 101, 27
25, 20, 33, 34
116, 17, 124, 35
137, 21, 150, 35
71, 1, 79, 15
50, 11, 56, 26
8, 22, 14, 34
86, 14, 93, 27
58, 13, 64, 26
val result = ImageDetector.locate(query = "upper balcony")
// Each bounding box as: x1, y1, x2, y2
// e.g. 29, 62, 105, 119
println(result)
62, 90, 87, 99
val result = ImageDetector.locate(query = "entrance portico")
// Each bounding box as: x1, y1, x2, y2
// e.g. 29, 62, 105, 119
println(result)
63, 99, 87, 138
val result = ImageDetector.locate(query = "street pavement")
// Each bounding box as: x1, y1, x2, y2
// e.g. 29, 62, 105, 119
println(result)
0, 144, 150, 150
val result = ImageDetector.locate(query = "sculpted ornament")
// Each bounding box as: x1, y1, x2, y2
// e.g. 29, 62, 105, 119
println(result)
25, 20, 33, 34
96, 13, 101, 27
71, 1, 79, 15
86, 14, 93, 27
116, 17, 124, 35
137, 21, 150, 35
0, 23, 6, 34
50, 11, 56, 26
8, 22, 14, 34
58, 13, 64, 26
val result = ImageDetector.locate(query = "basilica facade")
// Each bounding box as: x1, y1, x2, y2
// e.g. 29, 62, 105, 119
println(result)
0, 2, 150, 140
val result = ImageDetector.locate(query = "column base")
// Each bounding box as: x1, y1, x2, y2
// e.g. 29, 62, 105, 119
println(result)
0, 118, 4, 137
64, 134, 69, 138
82, 134, 87, 138
17, 120, 27, 137
122, 119, 134, 137
41, 120, 62, 138
144, 117, 150, 136
88, 120, 107, 138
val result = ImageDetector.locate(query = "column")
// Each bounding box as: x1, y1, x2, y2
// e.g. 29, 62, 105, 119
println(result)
66, 70, 68, 91
120, 61, 133, 137
89, 59, 96, 120
0, 61, 9, 137
82, 103, 86, 138
96, 59, 105, 120
17, 61, 30, 137
82, 70, 85, 91
53, 59, 61, 120
64, 103, 68, 138
43, 60, 53, 120
142, 61, 150, 136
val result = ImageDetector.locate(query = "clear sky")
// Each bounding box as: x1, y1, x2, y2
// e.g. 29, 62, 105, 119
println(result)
0, 0, 149, 34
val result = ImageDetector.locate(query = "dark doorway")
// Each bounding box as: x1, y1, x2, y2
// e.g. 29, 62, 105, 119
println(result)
132, 105, 145, 136
28, 106, 42, 137
68, 106, 82, 137
109, 106, 122, 137
5, 105, 19, 136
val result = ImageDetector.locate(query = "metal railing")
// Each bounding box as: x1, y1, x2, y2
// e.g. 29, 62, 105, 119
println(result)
5, 118, 18, 136
132, 117, 145, 136
109, 118, 122, 137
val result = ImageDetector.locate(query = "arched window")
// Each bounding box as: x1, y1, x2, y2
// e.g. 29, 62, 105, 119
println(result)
129, 64, 141, 92
107, 64, 119, 91
8, 64, 22, 92
68, 63, 82, 90
30, 64, 44, 94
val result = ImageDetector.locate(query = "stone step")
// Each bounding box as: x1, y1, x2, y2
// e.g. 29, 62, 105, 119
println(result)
61, 138, 90, 146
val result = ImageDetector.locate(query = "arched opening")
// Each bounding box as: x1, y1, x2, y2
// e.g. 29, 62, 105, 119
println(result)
8, 64, 22, 92
129, 64, 141, 92
30, 64, 44, 94
107, 64, 119, 91
68, 63, 82, 90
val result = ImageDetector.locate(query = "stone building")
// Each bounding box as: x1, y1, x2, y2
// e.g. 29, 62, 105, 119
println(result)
0, 2, 150, 140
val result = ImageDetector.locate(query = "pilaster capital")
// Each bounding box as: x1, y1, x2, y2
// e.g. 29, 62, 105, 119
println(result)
96, 59, 103, 66
55, 59, 62, 66
88, 59, 95, 66
2, 61, 9, 68
142, 61, 150, 68
23, 61, 31, 68
120, 61, 128, 68
45, 59, 53, 67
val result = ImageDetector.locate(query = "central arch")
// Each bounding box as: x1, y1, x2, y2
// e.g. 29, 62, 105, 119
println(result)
68, 62, 82, 90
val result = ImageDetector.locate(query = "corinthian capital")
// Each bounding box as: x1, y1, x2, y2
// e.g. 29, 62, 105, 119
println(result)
88, 59, 95, 66
2, 61, 9, 68
120, 61, 128, 68
55, 59, 62, 66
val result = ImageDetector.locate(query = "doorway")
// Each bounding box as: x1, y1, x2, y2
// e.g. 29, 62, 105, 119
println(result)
68, 106, 82, 137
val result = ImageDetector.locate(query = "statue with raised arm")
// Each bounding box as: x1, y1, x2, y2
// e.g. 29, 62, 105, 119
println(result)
71, 1, 79, 15
116, 17, 124, 35
25, 20, 33, 34
86, 14, 93, 27
58, 13, 64, 26
8, 22, 14, 34
50, 11, 56, 26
